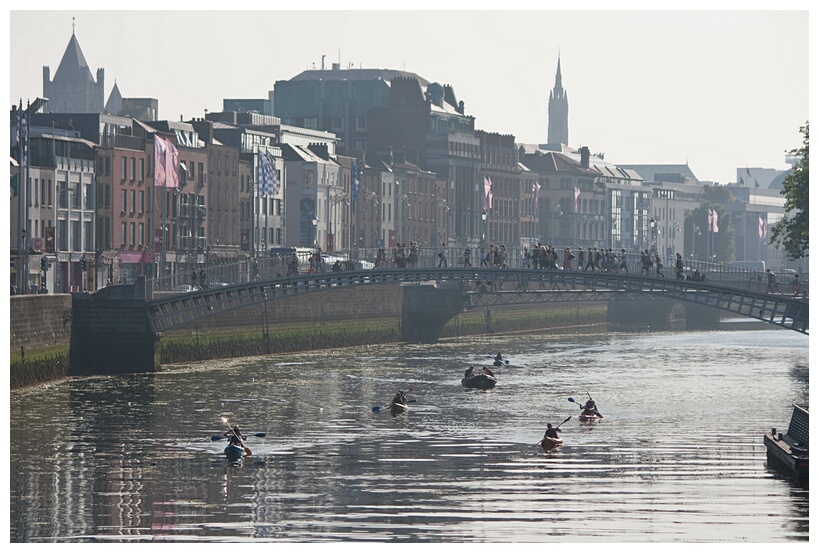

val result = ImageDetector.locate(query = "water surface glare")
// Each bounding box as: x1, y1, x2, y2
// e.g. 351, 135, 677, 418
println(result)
10, 329, 809, 542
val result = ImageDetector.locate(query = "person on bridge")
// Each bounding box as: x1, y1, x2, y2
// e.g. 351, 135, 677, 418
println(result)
464, 246, 472, 267
675, 253, 685, 280
793, 274, 801, 297
618, 248, 629, 273
438, 242, 448, 267
654, 254, 664, 278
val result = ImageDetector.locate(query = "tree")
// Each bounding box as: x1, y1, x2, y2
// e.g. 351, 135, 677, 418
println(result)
769, 122, 809, 260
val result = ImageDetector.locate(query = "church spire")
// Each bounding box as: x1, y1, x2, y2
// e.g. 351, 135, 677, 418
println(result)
547, 55, 569, 146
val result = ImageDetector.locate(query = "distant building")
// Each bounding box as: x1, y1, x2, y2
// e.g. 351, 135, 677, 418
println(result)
547, 56, 569, 147
42, 29, 104, 114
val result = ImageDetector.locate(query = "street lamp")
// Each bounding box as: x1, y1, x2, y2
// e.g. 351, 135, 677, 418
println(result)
649, 218, 657, 252
481, 210, 488, 245
311, 215, 318, 247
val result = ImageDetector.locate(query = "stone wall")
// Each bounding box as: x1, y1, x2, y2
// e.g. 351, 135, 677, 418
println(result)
9, 294, 73, 351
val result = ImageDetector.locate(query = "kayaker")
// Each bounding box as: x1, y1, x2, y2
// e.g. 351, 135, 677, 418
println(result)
392, 391, 408, 406
482, 366, 495, 377
225, 425, 246, 446
543, 423, 561, 440
464, 366, 476, 379
581, 399, 602, 418
494, 352, 503, 365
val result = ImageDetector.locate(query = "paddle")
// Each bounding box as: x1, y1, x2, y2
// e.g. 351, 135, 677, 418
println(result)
537, 415, 572, 446
222, 416, 251, 456
211, 432, 266, 441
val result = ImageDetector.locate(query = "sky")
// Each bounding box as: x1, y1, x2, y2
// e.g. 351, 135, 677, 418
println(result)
5, 4, 813, 185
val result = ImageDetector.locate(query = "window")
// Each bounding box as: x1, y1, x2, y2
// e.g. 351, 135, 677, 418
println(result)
130, 190, 136, 213
139, 223, 144, 246
84, 221, 93, 251
130, 157, 136, 181
139, 159, 145, 181
121, 222, 127, 245
139, 191, 145, 213
121, 157, 127, 180
121, 190, 127, 212
130, 222, 136, 245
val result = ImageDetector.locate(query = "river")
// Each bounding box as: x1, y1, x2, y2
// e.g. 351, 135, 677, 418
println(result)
9, 328, 809, 542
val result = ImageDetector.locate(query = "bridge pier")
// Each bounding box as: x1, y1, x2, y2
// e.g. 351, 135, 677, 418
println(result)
69, 277, 160, 376
401, 283, 464, 343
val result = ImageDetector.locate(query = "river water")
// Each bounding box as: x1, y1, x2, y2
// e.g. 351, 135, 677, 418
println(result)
9, 328, 809, 543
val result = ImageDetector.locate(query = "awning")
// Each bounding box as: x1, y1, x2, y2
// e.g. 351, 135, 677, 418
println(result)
119, 252, 144, 264
98, 250, 117, 265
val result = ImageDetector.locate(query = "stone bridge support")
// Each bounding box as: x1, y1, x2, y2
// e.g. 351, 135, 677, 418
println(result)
607, 298, 720, 332
401, 283, 464, 343
69, 277, 159, 376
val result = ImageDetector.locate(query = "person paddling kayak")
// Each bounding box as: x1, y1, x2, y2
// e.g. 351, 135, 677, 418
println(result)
225, 425, 246, 446
391, 390, 408, 406
581, 399, 602, 418
493, 352, 504, 366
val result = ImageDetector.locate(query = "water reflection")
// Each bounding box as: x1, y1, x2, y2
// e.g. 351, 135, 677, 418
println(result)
10, 329, 809, 542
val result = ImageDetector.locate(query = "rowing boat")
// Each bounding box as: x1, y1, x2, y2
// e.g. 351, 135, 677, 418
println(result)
461, 374, 497, 390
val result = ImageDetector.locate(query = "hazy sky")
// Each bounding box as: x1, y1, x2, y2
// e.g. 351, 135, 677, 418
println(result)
6, 5, 812, 185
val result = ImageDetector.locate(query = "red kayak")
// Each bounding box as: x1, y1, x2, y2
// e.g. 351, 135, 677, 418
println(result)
541, 436, 564, 451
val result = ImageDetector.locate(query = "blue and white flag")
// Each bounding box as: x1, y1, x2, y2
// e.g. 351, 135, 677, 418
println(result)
258, 149, 275, 196
351, 162, 361, 203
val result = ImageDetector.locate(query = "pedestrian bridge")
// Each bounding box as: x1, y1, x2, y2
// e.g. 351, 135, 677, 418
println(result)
147, 268, 807, 333
69, 268, 808, 375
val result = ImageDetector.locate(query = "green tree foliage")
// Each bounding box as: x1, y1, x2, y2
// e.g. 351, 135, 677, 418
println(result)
769, 122, 809, 260
685, 205, 735, 263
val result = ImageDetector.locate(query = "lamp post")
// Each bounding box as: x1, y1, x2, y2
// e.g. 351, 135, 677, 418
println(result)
649, 218, 657, 252
481, 210, 488, 246
311, 215, 318, 247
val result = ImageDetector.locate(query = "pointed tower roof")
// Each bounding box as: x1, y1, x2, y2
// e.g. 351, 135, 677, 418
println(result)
105, 81, 123, 115
53, 32, 97, 85
554, 56, 563, 92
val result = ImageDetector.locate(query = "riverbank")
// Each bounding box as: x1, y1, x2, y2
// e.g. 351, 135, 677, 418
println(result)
10, 303, 607, 389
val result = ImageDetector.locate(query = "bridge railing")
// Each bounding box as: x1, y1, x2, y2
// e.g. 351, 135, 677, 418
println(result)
144, 246, 806, 299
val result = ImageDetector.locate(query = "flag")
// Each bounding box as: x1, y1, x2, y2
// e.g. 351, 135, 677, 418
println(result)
165, 139, 179, 188
532, 181, 541, 210
573, 184, 581, 213
270, 154, 280, 195
707, 208, 713, 231
710, 209, 719, 233
758, 216, 767, 239
351, 162, 360, 203
484, 176, 493, 210
739, 176, 745, 185
153, 135, 167, 187
257, 149, 275, 196
746, 167, 751, 176
754, 178, 759, 189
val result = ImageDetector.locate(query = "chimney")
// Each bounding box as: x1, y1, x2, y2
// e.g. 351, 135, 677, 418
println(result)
580, 146, 590, 169
332, 63, 340, 71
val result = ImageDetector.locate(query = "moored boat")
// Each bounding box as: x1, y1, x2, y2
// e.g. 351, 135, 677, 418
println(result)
461, 374, 497, 390
541, 436, 564, 451
763, 403, 808, 480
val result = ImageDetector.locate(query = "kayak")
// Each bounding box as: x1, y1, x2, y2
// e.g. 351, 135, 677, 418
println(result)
541, 436, 564, 451
461, 374, 497, 390
579, 413, 603, 422
224, 443, 245, 459
390, 402, 409, 415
